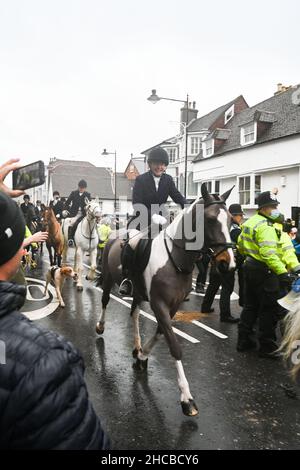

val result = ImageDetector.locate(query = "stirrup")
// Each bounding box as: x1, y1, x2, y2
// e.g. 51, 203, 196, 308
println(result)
119, 279, 133, 296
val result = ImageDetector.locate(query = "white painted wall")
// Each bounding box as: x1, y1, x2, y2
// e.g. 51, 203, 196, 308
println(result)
193, 135, 300, 217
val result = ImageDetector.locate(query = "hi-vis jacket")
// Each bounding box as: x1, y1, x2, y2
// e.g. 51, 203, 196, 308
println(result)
274, 223, 300, 272
238, 213, 287, 275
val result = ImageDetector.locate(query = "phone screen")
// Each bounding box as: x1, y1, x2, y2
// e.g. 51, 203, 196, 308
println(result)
12, 161, 45, 191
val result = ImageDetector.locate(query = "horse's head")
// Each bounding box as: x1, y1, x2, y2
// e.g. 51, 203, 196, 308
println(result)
201, 183, 236, 273
40, 206, 51, 230
85, 199, 101, 221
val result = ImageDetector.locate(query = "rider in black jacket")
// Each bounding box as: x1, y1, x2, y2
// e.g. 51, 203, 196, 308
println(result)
63, 180, 91, 243
119, 147, 187, 295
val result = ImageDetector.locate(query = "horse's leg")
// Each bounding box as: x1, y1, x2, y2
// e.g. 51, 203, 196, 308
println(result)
96, 273, 113, 335
151, 299, 198, 417
76, 246, 84, 292
62, 221, 68, 265
47, 244, 53, 266
131, 298, 142, 357
86, 247, 97, 281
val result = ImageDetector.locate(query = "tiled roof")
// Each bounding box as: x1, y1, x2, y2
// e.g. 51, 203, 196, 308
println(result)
193, 86, 300, 161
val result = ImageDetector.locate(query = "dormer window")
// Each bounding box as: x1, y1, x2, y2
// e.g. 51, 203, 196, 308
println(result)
224, 104, 235, 124
203, 139, 214, 158
240, 122, 257, 146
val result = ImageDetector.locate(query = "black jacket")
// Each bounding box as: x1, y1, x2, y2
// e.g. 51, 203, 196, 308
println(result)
64, 191, 91, 218
49, 198, 64, 219
0, 281, 109, 450
130, 171, 187, 229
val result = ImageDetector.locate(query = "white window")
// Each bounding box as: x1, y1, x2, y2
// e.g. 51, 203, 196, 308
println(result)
214, 180, 220, 195
203, 139, 214, 157
167, 148, 177, 163
255, 175, 261, 201
191, 137, 200, 155
188, 173, 197, 196
239, 176, 251, 205
241, 122, 257, 146
224, 105, 235, 124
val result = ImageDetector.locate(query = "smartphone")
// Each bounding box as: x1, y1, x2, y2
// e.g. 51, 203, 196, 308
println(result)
12, 161, 45, 191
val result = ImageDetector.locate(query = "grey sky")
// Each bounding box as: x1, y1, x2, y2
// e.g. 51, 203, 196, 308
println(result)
0, 0, 299, 171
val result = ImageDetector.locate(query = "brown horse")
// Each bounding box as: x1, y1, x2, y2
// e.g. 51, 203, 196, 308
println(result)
41, 207, 64, 267
96, 184, 235, 417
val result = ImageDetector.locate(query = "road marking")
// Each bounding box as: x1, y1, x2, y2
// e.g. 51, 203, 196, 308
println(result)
94, 286, 200, 344
83, 262, 226, 343
192, 321, 228, 339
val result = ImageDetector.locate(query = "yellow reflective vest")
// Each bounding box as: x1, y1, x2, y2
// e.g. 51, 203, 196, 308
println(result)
97, 224, 112, 249
25, 225, 38, 249
238, 213, 287, 275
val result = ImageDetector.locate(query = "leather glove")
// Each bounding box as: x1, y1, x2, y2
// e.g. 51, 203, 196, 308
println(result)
278, 272, 298, 289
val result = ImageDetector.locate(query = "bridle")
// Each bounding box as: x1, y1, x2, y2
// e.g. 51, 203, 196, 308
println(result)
201, 200, 235, 259
165, 199, 235, 264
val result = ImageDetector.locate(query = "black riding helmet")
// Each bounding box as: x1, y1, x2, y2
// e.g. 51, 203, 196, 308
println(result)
78, 179, 87, 189
147, 147, 169, 166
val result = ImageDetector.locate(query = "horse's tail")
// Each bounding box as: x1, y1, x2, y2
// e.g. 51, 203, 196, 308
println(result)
280, 307, 300, 379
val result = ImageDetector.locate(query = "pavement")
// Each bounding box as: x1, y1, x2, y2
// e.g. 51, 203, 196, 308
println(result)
20, 249, 300, 450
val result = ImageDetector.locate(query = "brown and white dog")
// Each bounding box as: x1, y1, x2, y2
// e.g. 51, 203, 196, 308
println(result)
44, 265, 78, 307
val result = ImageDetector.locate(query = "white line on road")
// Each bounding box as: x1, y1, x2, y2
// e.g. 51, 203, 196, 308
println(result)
192, 321, 228, 339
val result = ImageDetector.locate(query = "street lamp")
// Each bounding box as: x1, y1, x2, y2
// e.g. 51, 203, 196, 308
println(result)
147, 89, 189, 199
102, 149, 117, 213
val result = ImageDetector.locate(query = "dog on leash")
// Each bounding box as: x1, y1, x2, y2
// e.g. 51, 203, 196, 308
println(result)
44, 265, 78, 307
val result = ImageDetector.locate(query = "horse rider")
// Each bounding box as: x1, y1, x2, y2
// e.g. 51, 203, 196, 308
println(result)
237, 191, 300, 357
50, 190, 64, 221
62, 180, 91, 245
20, 194, 36, 233
119, 146, 187, 296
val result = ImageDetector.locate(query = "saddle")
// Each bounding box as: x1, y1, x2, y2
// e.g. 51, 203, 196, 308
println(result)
121, 238, 153, 275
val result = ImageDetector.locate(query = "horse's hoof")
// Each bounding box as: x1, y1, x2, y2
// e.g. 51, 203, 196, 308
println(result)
132, 348, 142, 359
96, 322, 105, 335
181, 399, 199, 417
133, 358, 148, 371
77, 285, 83, 292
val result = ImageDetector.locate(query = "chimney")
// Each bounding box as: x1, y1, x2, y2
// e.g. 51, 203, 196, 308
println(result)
180, 101, 198, 126
274, 83, 291, 95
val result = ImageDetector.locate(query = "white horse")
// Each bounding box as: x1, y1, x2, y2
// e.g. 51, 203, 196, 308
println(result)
62, 199, 101, 291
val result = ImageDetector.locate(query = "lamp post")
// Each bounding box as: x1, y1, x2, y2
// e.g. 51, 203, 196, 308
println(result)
147, 89, 189, 198
102, 149, 117, 213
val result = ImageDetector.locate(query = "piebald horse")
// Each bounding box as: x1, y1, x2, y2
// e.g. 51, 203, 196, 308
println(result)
62, 199, 101, 291
96, 184, 236, 416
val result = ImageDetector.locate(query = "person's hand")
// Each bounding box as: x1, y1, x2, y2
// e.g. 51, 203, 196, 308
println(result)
278, 272, 298, 289
0, 158, 25, 198
23, 231, 48, 247
62, 210, 69, 218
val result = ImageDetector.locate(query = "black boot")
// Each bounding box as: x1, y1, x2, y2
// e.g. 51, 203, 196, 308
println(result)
220, 314, 239, 324
237, 336, 256, 352
119, 278, 133, 296
195, 283, 205, 294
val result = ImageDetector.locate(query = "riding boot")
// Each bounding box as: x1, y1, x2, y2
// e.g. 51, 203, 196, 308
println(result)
68, 226, 74, 246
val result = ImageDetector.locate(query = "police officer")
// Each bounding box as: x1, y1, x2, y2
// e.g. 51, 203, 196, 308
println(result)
119, 146, 187, 295
63, 180, 91, 243
237, 191, 300, 357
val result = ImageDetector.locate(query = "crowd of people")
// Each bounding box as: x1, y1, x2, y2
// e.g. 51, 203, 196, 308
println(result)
1, 150, 300, 449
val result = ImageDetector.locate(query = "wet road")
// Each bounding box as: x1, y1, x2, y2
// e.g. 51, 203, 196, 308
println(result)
21, 250, 300, 450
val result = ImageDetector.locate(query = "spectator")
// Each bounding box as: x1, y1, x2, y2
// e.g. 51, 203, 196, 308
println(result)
0, 162, 109, 450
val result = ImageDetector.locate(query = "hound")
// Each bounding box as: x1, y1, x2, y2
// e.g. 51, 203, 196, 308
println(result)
44, 265, 78, 307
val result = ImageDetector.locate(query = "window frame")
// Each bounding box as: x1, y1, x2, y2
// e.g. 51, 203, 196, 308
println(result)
240, 122, 257, 146
203, 139, 214, 158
